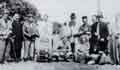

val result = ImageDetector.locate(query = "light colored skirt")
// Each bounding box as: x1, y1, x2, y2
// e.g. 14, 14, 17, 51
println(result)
109, 35, 120, 64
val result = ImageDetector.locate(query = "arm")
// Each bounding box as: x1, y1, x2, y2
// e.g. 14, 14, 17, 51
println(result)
23, 24, 31, 38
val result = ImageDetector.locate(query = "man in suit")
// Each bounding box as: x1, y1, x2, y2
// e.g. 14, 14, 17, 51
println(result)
89, 14, 109, 54
12, 13, 23, 61
89, 15, 98, 54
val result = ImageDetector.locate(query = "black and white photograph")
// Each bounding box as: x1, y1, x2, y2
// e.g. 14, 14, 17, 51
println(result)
0, 0, 120, 70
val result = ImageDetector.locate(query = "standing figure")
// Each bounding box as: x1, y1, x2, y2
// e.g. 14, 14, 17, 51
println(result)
0, 9, 12, 63
89, 15, 98, 54
12, 13, 23, 61
23, 14, 39, 61
68, 12, 77, 61
109, 14, 120, 64
76, 16, 91, 63
35, 14, 52, 61
89, 14, 109, 54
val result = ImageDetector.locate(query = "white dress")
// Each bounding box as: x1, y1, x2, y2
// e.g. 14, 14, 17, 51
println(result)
35, 20, 53, 53
108, 16, 120, 64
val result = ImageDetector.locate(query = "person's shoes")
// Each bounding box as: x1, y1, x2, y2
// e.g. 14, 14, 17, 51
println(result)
0, 60, 4, 64
16, 58, 21, 63
29, 57, 33, 61
23, 58, 29, 62
6, 58, 15, 62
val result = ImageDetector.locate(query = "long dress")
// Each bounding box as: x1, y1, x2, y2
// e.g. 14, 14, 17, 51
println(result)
35, 20, 52, 55
108, 16, 120, 64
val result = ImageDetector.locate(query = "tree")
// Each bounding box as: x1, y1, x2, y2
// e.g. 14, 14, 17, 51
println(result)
0, 0, 39, 21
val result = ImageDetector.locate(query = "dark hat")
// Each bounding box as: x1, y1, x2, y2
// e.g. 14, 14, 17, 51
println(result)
70, 12, 76, 19
82, 16, 87, 19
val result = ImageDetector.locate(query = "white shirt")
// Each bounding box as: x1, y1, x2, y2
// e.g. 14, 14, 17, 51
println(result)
37, 21, 52, 39
61, 25, 71, 37
0, 19, 12, 37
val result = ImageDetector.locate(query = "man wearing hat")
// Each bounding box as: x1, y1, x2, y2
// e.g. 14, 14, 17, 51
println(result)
76, 16, 91, 63
68, 12, 77, 61
12, 13, 23, 61
89, 13, 109, 54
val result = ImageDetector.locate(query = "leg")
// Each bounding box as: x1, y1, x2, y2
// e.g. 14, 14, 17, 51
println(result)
99, 40, 108, 53
2, 39, 9, 62
29, 41, 34, 60
15, 41, 22, 60
89, 38, 97, 54
23, 40, 30, 60
70, 42, 75, 61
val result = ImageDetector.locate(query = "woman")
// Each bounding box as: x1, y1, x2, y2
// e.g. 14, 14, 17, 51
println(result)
35, 14, 53, 61
109, 14, 120, 64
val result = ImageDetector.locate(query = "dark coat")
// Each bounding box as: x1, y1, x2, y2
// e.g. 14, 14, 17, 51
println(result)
91, 22, 109, 40
12, 21, 23, 41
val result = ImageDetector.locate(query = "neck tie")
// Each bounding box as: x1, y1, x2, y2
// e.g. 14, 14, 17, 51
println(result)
97, 22, 100, 39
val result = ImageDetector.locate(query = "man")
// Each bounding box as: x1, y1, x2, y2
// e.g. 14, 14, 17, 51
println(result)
89, 13, 109, 54
0, 9, 11, 63
61, 22, 71, 50
68, 12, 77, 61
89, 15, 98, 54
61, 22, 71, 38
76, 16, 91, 63
23, 14, 39, 61
79, 16, 91, 33
12, 13, 23, 61
87, 14, 112, 64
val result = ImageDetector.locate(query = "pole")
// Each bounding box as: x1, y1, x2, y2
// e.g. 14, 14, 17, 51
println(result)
97, 0, 101, 15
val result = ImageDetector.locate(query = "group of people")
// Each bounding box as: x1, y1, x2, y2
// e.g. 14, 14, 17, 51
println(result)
58, 12, 118, 64
0, 6, 40, 63
59, 11, 120, 65
59, 12, 110, 64
0, 1, 120, 65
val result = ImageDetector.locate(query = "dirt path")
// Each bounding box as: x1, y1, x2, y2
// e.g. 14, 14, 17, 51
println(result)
0, 62, 120, 70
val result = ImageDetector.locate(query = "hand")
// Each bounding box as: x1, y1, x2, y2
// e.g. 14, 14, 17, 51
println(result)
86, 32, 90, 34
107, 36, 111, 40
100, 38, 104, 41
95, 32, 98, 36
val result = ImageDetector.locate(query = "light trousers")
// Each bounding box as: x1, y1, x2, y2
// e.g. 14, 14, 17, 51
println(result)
23, 40, 34, 58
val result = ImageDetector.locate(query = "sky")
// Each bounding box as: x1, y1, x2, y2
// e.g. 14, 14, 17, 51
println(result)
25, 0, 120, 23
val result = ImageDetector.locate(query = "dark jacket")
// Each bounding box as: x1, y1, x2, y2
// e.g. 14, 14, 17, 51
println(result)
12, 21, 23, 41
91, 22, 109, 40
